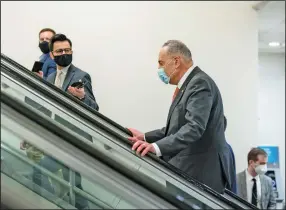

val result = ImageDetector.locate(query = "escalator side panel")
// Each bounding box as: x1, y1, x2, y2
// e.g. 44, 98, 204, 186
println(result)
1, 73, 228, 209
1, 102, 177, 209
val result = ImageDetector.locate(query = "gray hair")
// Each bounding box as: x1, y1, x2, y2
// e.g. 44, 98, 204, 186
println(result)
162, 40, 192, 62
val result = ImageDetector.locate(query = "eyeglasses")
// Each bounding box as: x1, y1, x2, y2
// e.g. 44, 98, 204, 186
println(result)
53, 48, 72, 55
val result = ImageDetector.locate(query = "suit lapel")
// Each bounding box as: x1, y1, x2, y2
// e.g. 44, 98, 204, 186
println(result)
165, 67, 201, 132
240, 171, 248, 201
62, 64, 75, 91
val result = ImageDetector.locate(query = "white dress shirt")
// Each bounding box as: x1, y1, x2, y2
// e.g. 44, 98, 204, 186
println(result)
246, 170, 261, 208
54, 65, 70, 88
147, 64, 197, 157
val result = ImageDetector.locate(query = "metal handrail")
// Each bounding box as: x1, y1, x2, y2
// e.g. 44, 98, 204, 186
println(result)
1, 143, 112, 209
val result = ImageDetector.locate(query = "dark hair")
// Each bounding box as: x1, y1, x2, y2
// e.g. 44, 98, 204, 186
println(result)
224, 116, 227, 131
247, 147, 267, 164
49, 34, 72, 52
39, 28, 56, 37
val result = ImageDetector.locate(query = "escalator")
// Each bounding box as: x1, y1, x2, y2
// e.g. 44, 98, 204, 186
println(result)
1, 53, 258, 209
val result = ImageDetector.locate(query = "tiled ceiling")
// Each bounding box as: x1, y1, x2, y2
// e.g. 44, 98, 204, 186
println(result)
257, 1, 285, 53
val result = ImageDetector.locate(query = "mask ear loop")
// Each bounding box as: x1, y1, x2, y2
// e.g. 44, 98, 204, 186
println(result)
168, 58, 179, 79
169, 67, 178, 78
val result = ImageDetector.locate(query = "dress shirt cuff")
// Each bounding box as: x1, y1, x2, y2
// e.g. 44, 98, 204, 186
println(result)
152, 143, 162, 157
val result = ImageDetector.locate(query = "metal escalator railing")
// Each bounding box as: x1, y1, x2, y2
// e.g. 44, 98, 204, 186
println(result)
1, 79, 228, 209
1, 53, 258, 209
1, 93, 177, 209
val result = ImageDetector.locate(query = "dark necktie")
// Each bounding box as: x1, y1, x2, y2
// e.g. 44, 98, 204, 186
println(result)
172, 87, 180, 101
251, 178, 257, 206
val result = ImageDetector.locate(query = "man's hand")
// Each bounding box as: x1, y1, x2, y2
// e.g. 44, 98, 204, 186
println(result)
132, 141, 155, 156
20, 141, 27, 150
127, 128, 145, 143
68, 86, 85, 100
36, 71, 43, 78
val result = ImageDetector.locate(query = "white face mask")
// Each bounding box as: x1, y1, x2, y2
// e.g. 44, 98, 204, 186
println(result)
255, 164, 268, 175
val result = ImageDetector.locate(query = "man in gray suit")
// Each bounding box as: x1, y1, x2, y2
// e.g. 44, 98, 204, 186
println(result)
128, 40, 234, 193
46, 33, 98, 110
34, 34, 99, 209
236, 148, 276, 209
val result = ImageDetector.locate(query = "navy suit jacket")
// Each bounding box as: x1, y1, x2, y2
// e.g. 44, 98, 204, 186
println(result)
40, 53, 57, 80
227, 142, 237, 194
47, 64, 99, 111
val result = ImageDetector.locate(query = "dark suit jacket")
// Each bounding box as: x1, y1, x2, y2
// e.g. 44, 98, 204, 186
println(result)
145, 66, 235, 193
227, 142, 237, 193
46, 64, 99, 111
40, 53, 57, 80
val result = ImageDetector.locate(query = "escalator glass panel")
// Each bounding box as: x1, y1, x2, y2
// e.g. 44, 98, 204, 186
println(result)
1, 100, 176, 209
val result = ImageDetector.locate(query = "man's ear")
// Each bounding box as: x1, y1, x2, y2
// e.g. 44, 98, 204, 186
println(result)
50, 52, 54, 59
175, 56, 181, 68
249, 160, 255, 166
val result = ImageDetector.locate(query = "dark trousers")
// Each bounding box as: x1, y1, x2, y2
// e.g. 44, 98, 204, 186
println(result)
33, 156, 89, 209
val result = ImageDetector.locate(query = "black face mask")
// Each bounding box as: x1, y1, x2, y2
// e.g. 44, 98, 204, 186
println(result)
39, 41, 50, 54
53, 54, 73, 67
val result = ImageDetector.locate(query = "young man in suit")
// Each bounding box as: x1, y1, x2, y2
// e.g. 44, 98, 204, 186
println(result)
47, 33, 98, 110
38, 28, 57, 80
236, 148, 276, 209
34, 34, 100, 209
128, 40, 234, 194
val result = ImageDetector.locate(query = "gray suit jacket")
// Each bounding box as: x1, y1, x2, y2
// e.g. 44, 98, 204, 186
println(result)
145, 67, 235, 193
47, 64, 99, 111
236, 170, 276, 209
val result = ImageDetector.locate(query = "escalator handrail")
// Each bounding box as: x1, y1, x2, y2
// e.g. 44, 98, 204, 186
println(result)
1, 91, 200, 210
1, 53, 133, 136
1, 54, 257, 209
224, 189, 259, 209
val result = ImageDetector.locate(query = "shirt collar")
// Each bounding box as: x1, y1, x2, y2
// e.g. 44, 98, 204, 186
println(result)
57, 64, 71, 75
177, 64, 196, 89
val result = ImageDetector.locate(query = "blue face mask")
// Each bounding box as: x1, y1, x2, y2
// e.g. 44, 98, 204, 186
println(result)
157, 59, 177, 84
158, 68, 171, 84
